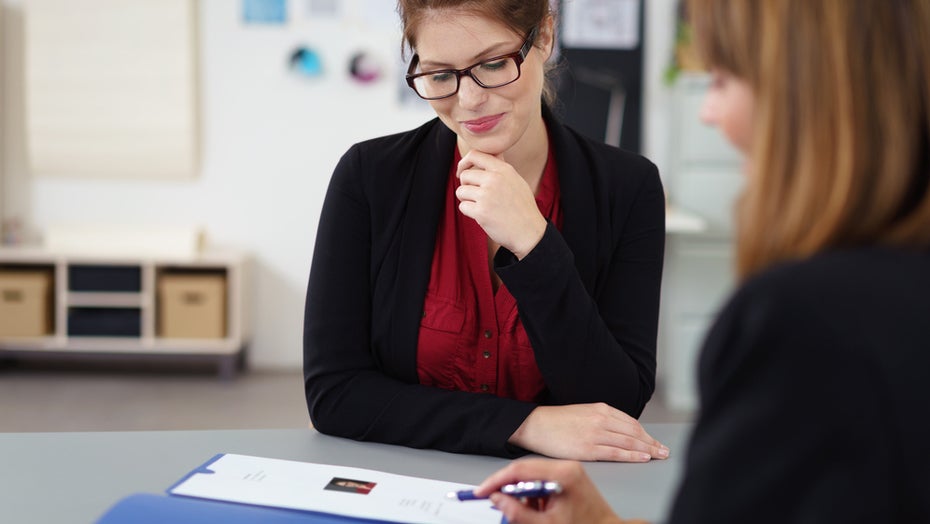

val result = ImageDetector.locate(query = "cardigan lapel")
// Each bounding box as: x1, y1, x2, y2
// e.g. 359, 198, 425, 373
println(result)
390, 120, 457, 383
545, 106, 599, 292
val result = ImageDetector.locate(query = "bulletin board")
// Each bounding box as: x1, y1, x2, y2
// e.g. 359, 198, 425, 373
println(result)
24, 0, 199, 178
553, 0, 645, 154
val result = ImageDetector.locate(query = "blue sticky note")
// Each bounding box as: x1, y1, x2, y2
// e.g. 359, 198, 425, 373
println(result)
243, 0, 287, 25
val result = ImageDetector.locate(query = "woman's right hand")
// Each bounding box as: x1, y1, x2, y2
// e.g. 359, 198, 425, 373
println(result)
474, 458, 636, 524
508, 403, 670, 462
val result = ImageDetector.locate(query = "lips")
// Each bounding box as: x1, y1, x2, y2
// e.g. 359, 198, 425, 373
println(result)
461, 114, 504, 134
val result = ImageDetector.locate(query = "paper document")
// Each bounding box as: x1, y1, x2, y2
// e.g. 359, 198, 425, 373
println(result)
168, 453, 502, 524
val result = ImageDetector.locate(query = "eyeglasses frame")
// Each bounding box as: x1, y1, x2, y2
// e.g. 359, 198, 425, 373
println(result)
405, 26, 539, 101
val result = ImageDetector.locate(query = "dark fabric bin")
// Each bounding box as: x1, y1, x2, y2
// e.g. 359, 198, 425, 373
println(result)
68, 265, 142, 292
67, 307, 142, 337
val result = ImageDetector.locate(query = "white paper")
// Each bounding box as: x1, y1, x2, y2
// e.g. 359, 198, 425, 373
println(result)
303, 0, 340, 18
561, 0, 641, 50
352, 0, 401, 31
169, 454, 501, 524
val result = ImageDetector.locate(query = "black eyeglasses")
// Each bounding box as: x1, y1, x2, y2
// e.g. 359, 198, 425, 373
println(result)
406, 27, 538, 100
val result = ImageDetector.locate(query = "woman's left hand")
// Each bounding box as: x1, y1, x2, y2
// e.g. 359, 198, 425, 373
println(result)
455, 150, 548, 259
508, 404, 670, 462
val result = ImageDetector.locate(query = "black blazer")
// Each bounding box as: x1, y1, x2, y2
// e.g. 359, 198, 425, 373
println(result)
304, 107, 665, 457
669, 247, 930, 522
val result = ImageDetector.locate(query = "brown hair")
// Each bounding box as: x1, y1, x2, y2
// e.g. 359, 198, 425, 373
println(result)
687, 0, 930, 279
396, 0, 557, 104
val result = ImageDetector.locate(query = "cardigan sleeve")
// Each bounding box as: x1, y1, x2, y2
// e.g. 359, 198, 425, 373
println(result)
495, 160, 665, 416
666, 278, 892, 523
304, 143, 536, 458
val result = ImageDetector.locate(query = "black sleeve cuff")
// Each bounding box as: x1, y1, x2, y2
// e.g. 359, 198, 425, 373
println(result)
493, 222, 574, 292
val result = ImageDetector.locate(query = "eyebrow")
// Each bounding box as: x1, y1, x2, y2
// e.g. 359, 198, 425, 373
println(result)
417, 39, 518, 69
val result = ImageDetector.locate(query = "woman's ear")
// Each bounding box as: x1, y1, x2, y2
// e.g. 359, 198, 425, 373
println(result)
538, 15, 556, 60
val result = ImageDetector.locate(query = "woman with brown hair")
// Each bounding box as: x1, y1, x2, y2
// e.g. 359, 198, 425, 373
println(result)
478, 0, 930, 521
303, 0, 668, 461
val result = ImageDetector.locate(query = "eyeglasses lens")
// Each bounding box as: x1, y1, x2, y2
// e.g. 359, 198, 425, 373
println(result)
412, 56, 520, 100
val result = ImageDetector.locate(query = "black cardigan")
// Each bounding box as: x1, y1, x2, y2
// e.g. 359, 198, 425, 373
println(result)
304, 108, 665, 457
668, 247, 930, 522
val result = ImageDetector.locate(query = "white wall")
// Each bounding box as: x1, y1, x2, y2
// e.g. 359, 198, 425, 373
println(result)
1, 0, 678, 370
1, 0, 434, 369
0, 3, 4, 227
642, 0, 677, 179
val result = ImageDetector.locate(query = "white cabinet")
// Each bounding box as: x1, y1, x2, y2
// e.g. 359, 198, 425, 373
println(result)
658, 73, 743, 410
666, 73, 744, 232
659, 234, 734, 410
0, 247, 249, 379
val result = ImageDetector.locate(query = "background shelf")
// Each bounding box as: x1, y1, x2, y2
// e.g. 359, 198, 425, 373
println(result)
0, 247, 248, 379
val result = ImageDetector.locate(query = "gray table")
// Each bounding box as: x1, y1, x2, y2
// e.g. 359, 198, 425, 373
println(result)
0, 423, 690, 523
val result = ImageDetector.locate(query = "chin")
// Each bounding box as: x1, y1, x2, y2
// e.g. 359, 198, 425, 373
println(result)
458, 133, 513, 156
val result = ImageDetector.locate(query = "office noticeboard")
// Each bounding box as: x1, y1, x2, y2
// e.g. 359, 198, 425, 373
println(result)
553, 0, 644, 153
24, 0, 199, 178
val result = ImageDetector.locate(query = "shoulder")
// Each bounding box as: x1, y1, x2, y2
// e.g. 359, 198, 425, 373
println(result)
715, 250, 870, 336
344, 118, 445, 167
329, 118, 449, 198
544, 108, 660, 188
546, 121, 663, 232
706, 247, 930, 369
559, 124, 658, 183
730, 246, 929, 313
574, 129, 658, 177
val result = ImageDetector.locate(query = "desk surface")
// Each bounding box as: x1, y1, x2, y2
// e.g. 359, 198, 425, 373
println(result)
0, 423, 690, 523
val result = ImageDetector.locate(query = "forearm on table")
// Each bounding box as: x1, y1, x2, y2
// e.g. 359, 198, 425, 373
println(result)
307, 370, 536, 456
496, 229, 657, 412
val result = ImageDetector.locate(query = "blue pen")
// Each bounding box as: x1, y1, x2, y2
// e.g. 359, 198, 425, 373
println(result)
447, 480, 563, 501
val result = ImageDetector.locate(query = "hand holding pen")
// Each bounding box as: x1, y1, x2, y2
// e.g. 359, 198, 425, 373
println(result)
473, 458, 631, 524
448, 480, 563, 501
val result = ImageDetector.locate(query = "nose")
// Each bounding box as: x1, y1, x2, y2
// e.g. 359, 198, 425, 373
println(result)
456, 74, 487, 109
699, 92, 718, 127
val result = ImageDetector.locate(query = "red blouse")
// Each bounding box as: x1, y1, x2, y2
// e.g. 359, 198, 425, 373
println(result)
416, 146, 562, 402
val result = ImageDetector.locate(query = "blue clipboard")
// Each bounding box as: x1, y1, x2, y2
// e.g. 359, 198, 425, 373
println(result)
96, 453, 508, 523
97, 453, 397, 523
97, 492, 393, 524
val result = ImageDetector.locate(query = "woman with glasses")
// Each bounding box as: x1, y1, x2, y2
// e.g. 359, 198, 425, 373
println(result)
477, 0, 930, 522
303, 0, 668, 461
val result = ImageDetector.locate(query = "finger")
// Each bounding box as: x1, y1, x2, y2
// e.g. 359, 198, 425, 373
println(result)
457, 152, 516, 183
458, 149, 501, 175
458, 201, 480, 222
619, 427, 669, 459
456, 168, 489, 189
475, 461, 530, 496
597, 430, 669, 460
591, 445, 653, 463
490, 493, 547, 524
598, 433, 656, 455
596, 414, 668, 456
525, 497, 545, 511
454, 184, 481, 204
475, 459, 564, 496
456, 154, 489, 179
624, 422, 664, 449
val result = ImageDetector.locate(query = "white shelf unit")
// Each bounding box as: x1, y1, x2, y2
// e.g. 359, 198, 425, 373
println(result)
658, 73, 744, 411
0, 247, 249, 379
